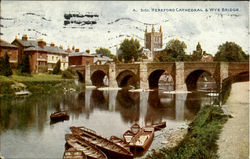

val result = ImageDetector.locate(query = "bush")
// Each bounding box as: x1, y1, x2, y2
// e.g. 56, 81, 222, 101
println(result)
19, 53, 31, 74
1, 53, 13, 76
62, 70, 74, 79
53, 60, 61, 74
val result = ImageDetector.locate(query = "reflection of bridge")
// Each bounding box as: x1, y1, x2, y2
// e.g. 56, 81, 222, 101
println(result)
73, 62, 249, 90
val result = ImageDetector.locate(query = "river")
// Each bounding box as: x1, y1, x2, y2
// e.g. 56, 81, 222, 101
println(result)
0, 87, 218, 158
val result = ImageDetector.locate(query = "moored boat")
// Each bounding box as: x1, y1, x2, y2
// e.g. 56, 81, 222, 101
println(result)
63, 147, 87, 159
150, 121, 166, 131
70, 126, 133, 159
123, 130, 135, 143
65, 134, 107, 159
128, 127, 154, 150
109, 135, 130, 151
50, 111, 69, 121
130, 123, 141, 135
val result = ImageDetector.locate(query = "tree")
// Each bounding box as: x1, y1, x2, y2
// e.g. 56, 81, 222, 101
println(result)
1, 53, 12, 76
20, 53, 31, 74
155, 39, 187, 62
96, 47, 112, 57
214, 41, 248, 62
118, 38, 143, 63
53, 60, 61, 74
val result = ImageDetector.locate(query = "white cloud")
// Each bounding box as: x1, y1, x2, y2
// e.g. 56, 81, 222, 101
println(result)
1, 1, 248, 55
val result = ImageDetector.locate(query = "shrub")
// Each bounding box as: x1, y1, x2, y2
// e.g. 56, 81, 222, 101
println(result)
53, 60, 61, 74
19, 53, 31, 74
62, 70, 74, 79
1, 53, 13, 76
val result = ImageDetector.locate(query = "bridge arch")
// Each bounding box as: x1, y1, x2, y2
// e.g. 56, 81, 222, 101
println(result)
148, 69, 174, 89
116, 70, 139, 88
185, 69, 217, 91
91, 70, 108, 87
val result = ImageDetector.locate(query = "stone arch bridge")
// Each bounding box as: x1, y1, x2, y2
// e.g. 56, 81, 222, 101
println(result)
72, 62, 249, 91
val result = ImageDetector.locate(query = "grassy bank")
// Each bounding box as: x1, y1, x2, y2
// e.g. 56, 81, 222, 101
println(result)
145, 105, 228, 159
0, 74, 83, 97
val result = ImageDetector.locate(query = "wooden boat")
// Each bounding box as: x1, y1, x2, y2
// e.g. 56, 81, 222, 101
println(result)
130, 123, 141, 135
109, 136, 130, 151
151, 121, 166, 131
128, 127, 154, 150
50, 111, 69, 121
123, 130, 135, 143
70, 126, 133, 159
65, 134, 107, 159
63, 147, 87, 159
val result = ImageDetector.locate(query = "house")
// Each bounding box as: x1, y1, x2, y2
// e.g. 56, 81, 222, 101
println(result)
12, 34, 69, 73
69, 49, 94, 66
0, 39, 19, 67
24, 40, 48, 73
93, 54, 113, 65
46, 43, 68, 71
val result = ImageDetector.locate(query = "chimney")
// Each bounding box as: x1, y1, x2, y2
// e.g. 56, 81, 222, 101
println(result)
59, 45, 63, 49
50, 42, 55, 47
38, 39, 44, 48
75, 48, 80, 52
67, 46, 71, 53
22, 34, 28, 41
86, 49, 90, 54
160, 25, 162, 32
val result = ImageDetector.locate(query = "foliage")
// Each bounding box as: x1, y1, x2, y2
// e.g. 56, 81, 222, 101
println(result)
154, 39, 187, 62
145, 105, 228, 159
1, 53, 13, 76
96, 47, 112, 57
62, 70, 74, 79
118, 38, 143, 63
214, 41, 248, 62
19, 53, 31, 74
53, 60, 61, 74
192, 42, 203, 61
96, 47, 117, 62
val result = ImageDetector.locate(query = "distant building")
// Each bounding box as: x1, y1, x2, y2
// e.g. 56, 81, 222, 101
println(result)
0, 39, 19, 67
201, 51, 213, 62
144, 25, 163, 60
93, 54, 113, 65
12, 34, 69, 73
69, 49, 94, 66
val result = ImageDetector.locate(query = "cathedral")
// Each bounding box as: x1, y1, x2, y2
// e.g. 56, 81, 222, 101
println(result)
144, 25, 163, 60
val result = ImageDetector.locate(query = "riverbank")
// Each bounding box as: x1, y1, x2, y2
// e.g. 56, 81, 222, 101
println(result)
217, 81, 249, 159
0, 74, 82, 97
145, 105, 228, 159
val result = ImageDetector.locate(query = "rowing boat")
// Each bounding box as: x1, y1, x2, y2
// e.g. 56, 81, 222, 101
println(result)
70, 126, 133, 159
130, 123, 141, 135
109, 135, 130, 151
151, 121, 166, 131
128, 127, 154, 150
50, 111, 69, 121
63, 147, 87, 159
65, 134, 107, 159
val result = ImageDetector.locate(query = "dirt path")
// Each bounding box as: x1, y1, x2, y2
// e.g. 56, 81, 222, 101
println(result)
217, 81, 249, 159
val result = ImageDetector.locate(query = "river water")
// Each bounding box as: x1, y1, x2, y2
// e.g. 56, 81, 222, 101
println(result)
0, 87, 218, 158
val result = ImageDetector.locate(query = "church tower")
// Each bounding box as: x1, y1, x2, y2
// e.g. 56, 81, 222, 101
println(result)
144, 25, 163, 59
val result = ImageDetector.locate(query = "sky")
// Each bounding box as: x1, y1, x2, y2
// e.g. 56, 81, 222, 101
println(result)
0, 1, 249, 55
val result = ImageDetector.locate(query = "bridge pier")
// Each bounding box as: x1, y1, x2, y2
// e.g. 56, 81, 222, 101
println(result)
108, 63, 118, 88
175, 62, 187, 91
140, 63, 149, 89
220, 62, 229, 89
85, 65, 92, 87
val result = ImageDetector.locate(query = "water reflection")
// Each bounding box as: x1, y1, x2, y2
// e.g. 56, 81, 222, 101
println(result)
0, 89, 218, 158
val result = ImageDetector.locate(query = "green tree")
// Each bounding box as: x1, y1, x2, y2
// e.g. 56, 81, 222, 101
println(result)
96, 47, 112, 57
118, 38, 143, 63
1, 53, 12, 76
20, 53, 31, 74
53, 60, 61, 74
214, 41, 248, 62
155, 39, 187, 62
